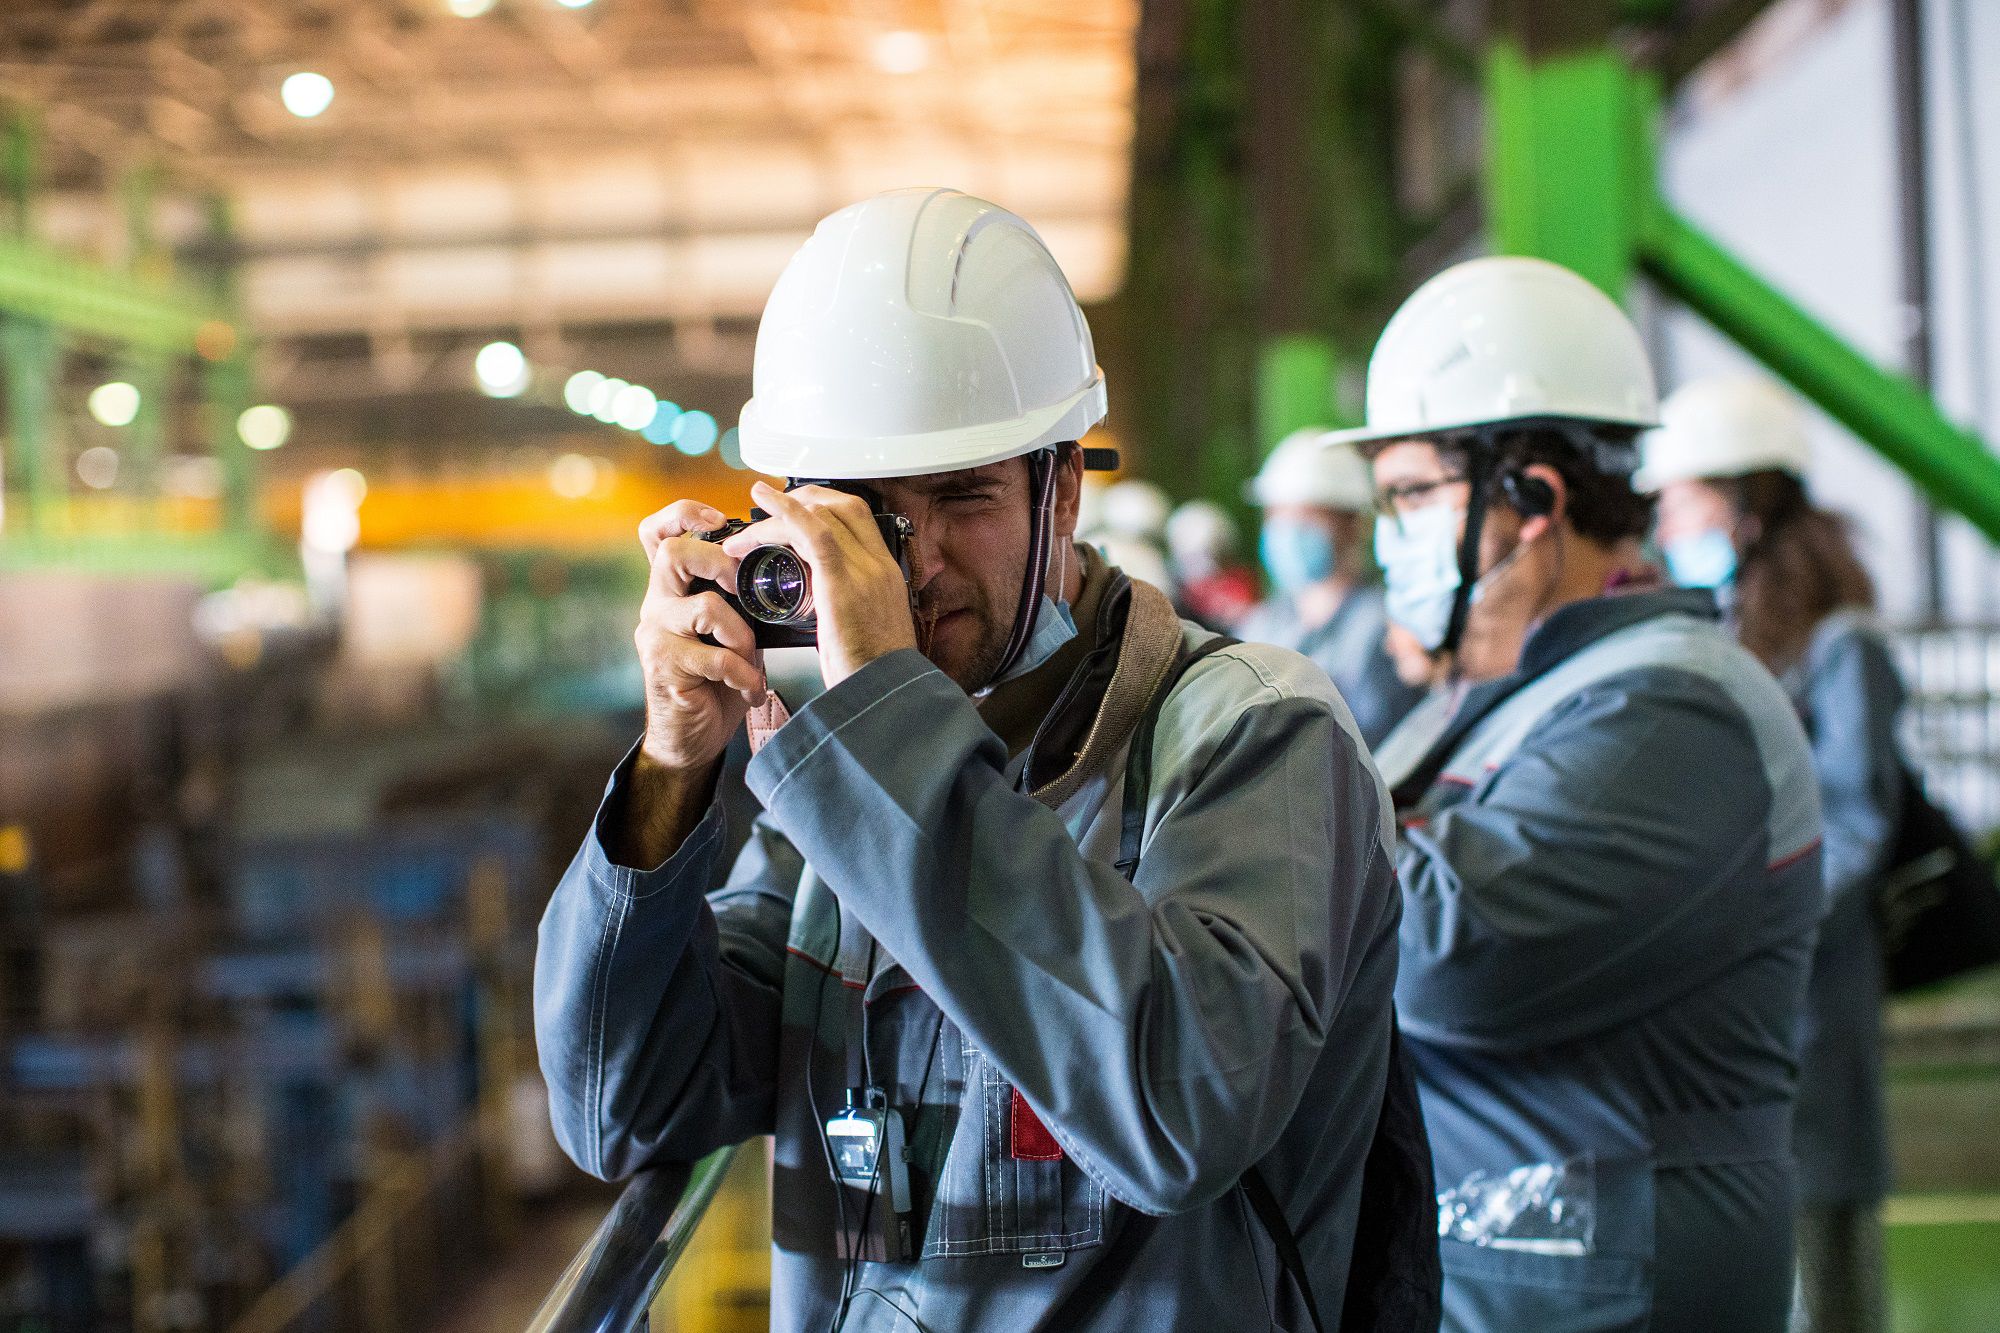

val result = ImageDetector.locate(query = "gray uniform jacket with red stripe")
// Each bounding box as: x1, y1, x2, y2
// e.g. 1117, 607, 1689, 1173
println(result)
1377, 588, 1825, 1333
534, 594, 1405, 1332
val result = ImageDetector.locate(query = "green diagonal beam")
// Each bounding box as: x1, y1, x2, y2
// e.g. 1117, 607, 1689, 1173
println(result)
1640, 199, 2000, 545
0, 235, 233, 353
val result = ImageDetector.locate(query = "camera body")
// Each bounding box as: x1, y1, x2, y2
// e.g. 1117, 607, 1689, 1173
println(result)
693, 508, 915, 649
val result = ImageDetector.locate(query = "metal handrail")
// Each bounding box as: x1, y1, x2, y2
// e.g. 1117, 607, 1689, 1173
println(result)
526, 1146, 741, 1333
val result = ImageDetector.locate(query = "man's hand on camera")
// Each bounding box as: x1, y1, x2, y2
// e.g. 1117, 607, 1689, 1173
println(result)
612, 499, 768, 869
724, 480, 918, 688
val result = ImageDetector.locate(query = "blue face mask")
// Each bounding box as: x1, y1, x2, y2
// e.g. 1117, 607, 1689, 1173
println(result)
1663, 528, 1738, 589
1373, 506, 1464, 651
988, 594, 1079, 687
1260, 520, 1338, 592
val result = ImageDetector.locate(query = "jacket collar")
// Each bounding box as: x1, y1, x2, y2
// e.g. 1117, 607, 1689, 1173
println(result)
1516, 586, 1720, 679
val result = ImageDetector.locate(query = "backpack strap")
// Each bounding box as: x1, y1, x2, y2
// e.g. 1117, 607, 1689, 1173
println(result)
1113, 633, 1238, 880
1243, 1166, 1328, 1333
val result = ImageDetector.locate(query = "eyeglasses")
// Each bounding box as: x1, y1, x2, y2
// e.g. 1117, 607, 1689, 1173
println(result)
1374, 473, 1469, 522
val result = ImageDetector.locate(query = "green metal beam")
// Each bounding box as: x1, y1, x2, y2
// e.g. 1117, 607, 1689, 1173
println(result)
1639, 200, 2000, 545
204, 354, 256, 535
1485, 38, 1649, 298
0, 236, 232, 354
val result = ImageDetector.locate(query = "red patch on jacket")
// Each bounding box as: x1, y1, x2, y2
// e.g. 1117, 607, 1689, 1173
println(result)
1010, 1089, 1064, 1160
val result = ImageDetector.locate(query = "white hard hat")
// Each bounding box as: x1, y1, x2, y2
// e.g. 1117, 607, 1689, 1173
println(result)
1635, 374, 1811, 492
1103, 478, 1172, 539
1248, 428, 1376, 510
1166, 499, 1239, 563
1327, 255, 1659, 451
738, 187, 1109, 480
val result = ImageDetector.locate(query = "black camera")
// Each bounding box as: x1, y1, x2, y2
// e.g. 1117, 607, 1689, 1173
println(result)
693, 508, 915, 649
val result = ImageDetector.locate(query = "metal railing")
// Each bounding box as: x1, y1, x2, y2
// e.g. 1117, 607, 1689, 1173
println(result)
526, 1146, 740, 1333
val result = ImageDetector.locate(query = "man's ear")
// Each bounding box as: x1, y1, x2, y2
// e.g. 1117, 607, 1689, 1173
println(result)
1514, 463, 1565, 544
1051, 443, 1085, 541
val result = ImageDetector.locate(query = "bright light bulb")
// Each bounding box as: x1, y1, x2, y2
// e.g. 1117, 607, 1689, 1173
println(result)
612, 384, 658, 431
641, 401, 682, 445
76, 446, 120, 489
446, 0, 495, 15
563, 370, 604, 415
555, 0, 595, 9
871, 30, 929, 75
549, 452, 597, 498
88, 381, 140, 427
238, 404, 293, 451
474, 340, 530, 397
671, 410, 719, 457
281, 72, 335, 119
589, 377, 627, 423
718, 426, 743, 469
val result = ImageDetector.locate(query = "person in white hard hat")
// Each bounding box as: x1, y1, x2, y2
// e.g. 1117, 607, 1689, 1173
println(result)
1164, 499, 1259, 629
1237, 428, 1427, 745
1643, 375, 1901, 1333
1084, 476, 1178, 595
534, 188, 1436, 1331
1351, 256, 1824, 1333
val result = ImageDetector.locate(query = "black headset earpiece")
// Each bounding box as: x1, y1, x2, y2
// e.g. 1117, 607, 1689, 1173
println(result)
1499, 471, 1556, 518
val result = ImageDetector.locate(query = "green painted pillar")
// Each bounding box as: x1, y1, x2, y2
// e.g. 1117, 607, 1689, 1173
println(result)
1484, 8, 1653, 299
1257, 334, 1342, 448
0, 316, 62, 535
204, 355, 254, 534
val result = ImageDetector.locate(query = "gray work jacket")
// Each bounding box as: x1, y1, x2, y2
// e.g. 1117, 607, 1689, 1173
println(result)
1782, 611, 1904, 1206
1237, 584, 1424, 747
535, 625, 1403, 1330
1379, 589, 1825, 1333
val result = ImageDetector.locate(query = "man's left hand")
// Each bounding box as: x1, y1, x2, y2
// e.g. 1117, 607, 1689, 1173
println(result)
722, 480, 917, 688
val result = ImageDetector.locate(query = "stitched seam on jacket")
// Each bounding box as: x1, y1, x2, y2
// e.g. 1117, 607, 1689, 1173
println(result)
585, 887, 624, 1174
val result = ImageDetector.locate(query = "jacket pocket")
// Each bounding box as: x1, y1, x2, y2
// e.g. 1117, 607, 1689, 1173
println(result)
919, 1041, 1106, 1260
1437, 1153, 1653, 1333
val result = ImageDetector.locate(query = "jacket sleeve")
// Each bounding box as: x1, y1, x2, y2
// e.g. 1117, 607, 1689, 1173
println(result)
533, 745, 800, 1179
1394, 666, 1812, 1052
744, 647, 1392, 1216
1804, 624, 1906, 904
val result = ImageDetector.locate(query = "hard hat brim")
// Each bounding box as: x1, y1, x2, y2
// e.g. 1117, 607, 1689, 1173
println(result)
738, 375, 1108, 480
1320, 408, 1658, 455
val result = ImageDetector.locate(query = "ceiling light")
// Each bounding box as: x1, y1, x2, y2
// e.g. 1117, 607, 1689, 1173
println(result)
281, 72, 335, 119
238, 404, 293, 451
87, 381, 140, 427
671, 410, 719, 457
446, 0, 496, 15
611, 384, 658, 432
76, 446, 120, 489
871, 30, 930, 75
474, 340, 531, 397
589, 378, 628, 423
563, 370, 605, 415
641, 401, 682, 445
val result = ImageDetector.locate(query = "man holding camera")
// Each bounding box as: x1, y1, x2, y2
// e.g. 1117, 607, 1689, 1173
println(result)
534, 188, 1435, 1331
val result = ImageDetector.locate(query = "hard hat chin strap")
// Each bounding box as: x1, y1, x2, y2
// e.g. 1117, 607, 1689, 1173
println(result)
984, 447, 1062, 688
1438, 449, 1493, 659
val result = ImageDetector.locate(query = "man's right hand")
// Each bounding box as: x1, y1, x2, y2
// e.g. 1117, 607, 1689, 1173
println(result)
609, 500, 768, 869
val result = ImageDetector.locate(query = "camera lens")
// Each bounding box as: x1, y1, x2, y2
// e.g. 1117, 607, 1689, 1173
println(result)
736, 545, 815, 626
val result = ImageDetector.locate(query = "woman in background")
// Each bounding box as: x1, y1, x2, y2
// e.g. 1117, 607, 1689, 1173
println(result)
1641, 374, 1904, 1333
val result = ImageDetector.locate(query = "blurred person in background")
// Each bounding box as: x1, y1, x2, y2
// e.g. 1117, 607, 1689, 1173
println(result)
1086, 476, 1177, 594
1164, 499, 1259, 630
1641, 374, 1900, 1333
1237, 429, 1425, 746
1358, 257, 1825, 1333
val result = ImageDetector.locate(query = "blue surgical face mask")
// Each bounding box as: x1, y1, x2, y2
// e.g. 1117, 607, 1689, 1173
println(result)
1374, 506, 1465, 651
988, 594, 1079, 687
1662, 528, 1739, 589
1260, 519, 1338, 592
